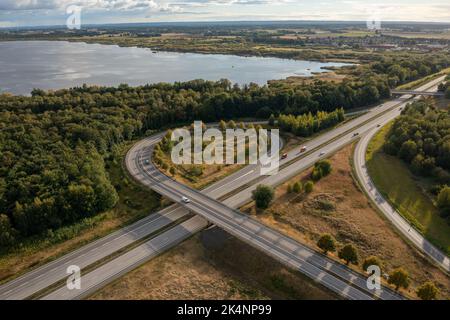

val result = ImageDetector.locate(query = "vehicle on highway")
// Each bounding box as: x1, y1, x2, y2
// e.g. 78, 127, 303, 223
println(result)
377, 124, 381, 127
319, 151, 325, 156
181, 196, 191, 203
353, 132, 359, 137
281, 153, 288, 159
300, 146, 307, 153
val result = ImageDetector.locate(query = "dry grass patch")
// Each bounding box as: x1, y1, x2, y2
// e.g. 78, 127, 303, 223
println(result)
90, 229, 336, 300
242, 144, 450, 298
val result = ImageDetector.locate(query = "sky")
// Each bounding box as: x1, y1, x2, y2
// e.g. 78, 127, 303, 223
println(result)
0, 0, 450, 28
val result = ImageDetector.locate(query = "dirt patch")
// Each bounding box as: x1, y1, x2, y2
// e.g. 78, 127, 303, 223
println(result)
243, 144, 450, 299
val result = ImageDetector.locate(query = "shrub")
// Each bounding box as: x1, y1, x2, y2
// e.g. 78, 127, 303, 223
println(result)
293, 181, 302, 193
416, 282, 439, 300
317, 234, 336, 254
362, 256, 383, 273
388, 268, 410, 290
304, 180, 314, 193
252, 185, 275, 209
338, 244, 358, 265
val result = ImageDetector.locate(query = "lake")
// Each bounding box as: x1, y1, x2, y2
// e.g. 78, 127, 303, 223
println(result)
0, 41, 351, 95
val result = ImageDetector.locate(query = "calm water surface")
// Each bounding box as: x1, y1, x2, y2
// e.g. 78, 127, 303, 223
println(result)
0, 41, 352, 95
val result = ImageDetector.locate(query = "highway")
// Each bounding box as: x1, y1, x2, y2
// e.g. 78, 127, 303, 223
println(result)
1, 75, 444, 300
113, 76, 445, 300
37, 91, 420, 300
354, 90, 450, 273
0, 135, 266, 300
42, 216, 209, 300
119, 124, 405, 300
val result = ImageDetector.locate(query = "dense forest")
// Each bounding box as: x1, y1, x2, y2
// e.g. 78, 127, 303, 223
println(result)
278, 108, 345, 136
0, 52, 449, 247
383, 100, 450, 220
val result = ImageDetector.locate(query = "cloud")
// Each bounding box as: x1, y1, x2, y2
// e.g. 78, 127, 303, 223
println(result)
0, 0, 174, 11
0, 0, 59, 10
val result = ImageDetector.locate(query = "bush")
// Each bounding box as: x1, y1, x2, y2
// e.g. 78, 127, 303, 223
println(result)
227, 120, 236, 129
388, 268, 410, 291
252, 185, 275, 209
293, 181, 302, 193
311, 168, 323, 181
189, 166, 203, 177
304, 180, 314, 193
286, 184, 293, 193
317, 234, 336, 254
416, 282, 439, 300
316, 199, 335, 211
338, 244, 358, 265
312, 160, 332, 181
362, 256, 383, 273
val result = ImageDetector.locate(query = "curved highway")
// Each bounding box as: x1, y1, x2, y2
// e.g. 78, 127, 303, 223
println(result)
354, 92, 450, 273
1, 76, 444, 300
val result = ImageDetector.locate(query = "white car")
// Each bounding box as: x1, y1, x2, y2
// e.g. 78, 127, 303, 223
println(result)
319, 151, 325, 156
144, 159, 150, 164
181, 196, 190, 203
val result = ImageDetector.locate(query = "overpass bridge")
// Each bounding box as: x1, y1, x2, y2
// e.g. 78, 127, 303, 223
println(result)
391, 90, 444, 96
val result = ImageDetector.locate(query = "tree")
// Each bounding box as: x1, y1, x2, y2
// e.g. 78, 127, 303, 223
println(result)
169, 166, 176, 176
227, 120, 236, 129
362, 256, 383, 272
219, 120, 227, 131
311, 167, 322, 181
388, 268, 410, 290
312, 160, 332, 181
287, 184, 293, 193
446, 87, 450, 99
0, 214, 15, 246
416, 282, 439, 300
338, 244, 358, 265
268, 114, 276, 126
317, 234, 336, 254
304, 180, 314, 193
316, 160, 332, 176
252, 184, 275, 209
293, 181, 302, 193
437, 186, 450, 217
399, 140, 418, 162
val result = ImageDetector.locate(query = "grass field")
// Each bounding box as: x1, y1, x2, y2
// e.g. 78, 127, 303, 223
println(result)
366, 123, 450, 255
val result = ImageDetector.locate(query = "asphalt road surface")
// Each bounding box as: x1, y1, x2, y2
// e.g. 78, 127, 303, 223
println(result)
1, 76, 444, 300
354, 85, 450, 273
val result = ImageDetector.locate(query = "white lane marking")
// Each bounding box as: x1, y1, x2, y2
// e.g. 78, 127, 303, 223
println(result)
212, 170, 255, 192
